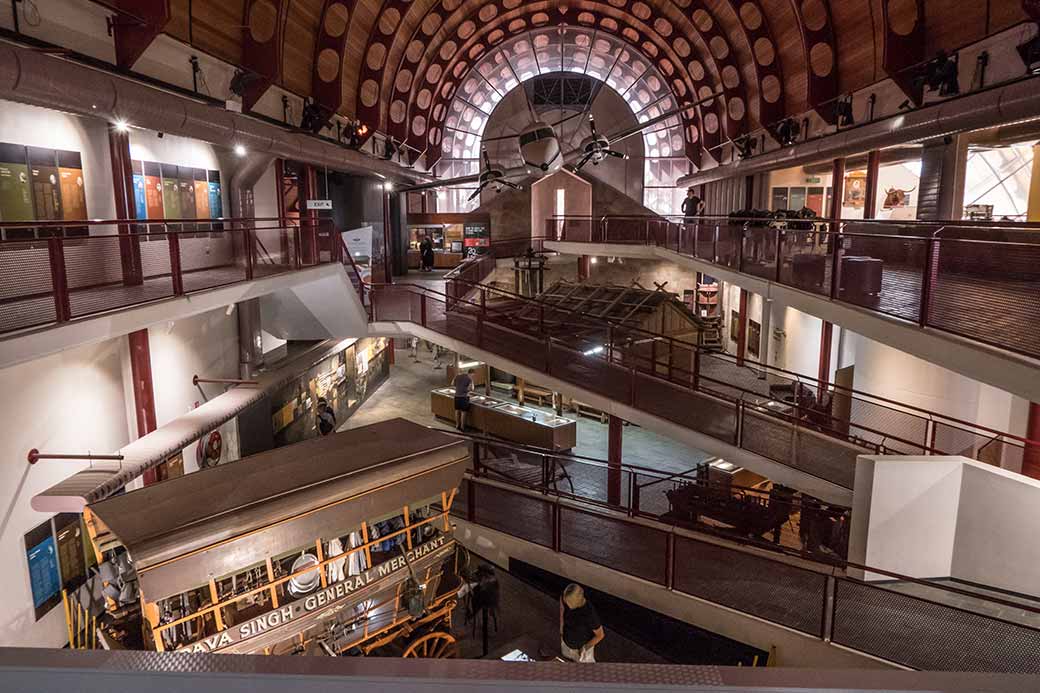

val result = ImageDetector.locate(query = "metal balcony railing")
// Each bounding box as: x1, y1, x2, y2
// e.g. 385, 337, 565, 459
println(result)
544, 214, 1040, 362
368, 278, 1036, 490
0, 217, 341, 335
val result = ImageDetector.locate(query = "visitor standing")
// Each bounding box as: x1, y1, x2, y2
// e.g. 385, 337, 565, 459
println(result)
559, 583, 604, 662
452, 368, 475, 431
681, 188, 704, 224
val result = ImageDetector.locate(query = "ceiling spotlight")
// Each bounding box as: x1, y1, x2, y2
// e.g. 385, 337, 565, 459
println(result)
733, 134, 757, 159
300, 100, 332, 135
114, 120, 129, 133
234, 144, 247, 157
834, 94, 854, 127
914, 50, 960, 98
383, 182, 394, 192
775, 118, 801, 147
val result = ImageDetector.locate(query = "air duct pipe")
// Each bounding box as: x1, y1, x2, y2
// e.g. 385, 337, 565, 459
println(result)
0, 41, 427, 184
678, 76, 1040, 187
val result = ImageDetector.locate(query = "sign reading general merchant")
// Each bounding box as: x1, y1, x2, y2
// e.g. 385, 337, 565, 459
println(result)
176, 535, 449, 653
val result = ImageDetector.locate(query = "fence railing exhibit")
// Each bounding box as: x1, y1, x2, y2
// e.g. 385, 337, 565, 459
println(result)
456, 472, 1040, 673
0, 217, 339, 335
543, 214, 1040, 362
369, 279, 1034, 489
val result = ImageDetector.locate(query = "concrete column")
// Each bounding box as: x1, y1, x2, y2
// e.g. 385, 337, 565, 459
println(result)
735, 288, 748, 366
578, 255, 591, 281
818, 320, 833, 399
916, 134, 968, 220
128, 329, 158, 485
608, 415, 623, 506
863, 150, 881, 219
236, 298, 264, 378
759, 297, 773, 371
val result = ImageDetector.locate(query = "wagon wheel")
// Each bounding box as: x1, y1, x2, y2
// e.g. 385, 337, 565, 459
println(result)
402, 631, 458, 658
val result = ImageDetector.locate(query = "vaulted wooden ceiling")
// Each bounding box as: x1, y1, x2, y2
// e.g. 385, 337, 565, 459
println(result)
155, 0, 1028, 166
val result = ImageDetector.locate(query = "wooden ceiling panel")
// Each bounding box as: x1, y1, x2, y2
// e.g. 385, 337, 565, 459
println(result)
187, 0, 246, 65
283, 0, 325, 97
829, 0, 879, 93
923, 1, 988, 56
987, 0, 1029, 32
164, 0, 192, 43
341, 0, 381, 117
759, 0, 807, 114
150, 0, 1034, 152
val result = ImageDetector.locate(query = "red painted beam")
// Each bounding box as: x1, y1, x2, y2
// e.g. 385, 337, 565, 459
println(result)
108, 126, 143, 286
240, 0, 289, 112
1024, 403, 1040, 480
608, 415, 623, 506
128, 328, 159, 485
310, 1, 357, 116
108, 0, 171, 69
882, 0, 926, 106
790, 0, 840, 124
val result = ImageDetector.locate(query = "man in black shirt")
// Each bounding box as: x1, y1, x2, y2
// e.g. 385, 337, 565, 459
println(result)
681, 188, 704, 224
559, 583, 604, 662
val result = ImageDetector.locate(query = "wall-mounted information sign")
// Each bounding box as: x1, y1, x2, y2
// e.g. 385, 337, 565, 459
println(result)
24, 520, 61, 620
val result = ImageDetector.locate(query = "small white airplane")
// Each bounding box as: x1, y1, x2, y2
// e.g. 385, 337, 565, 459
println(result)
400, 90, 722, 199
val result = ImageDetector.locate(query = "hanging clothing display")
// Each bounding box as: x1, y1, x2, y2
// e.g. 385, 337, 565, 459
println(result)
326, 537, 346, 584
348, 531, 367, 576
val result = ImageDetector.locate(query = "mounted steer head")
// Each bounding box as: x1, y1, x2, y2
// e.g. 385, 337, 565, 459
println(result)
883, 186, 916, 208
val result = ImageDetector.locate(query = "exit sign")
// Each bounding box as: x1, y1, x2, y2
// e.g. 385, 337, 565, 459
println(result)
805, 177, 821, 184
306, 199, 333, 210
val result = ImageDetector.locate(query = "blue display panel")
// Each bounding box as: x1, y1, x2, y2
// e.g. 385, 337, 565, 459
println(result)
133, 173, 148, 219
207, 170, 222, 218
24, 520, 61, 619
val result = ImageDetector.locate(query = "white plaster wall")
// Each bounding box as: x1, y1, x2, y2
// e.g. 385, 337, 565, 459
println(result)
952, 463, 1040, 596
849, 457, 962, 582
147, 308, 240, 428
844, 331, 981, 439
0, 339, 130, 647
128, 131, 223, 173
854, 456, 1040, 597
253, 162, 280, 216
774, 303, 823, 378
0, 100, 117, 224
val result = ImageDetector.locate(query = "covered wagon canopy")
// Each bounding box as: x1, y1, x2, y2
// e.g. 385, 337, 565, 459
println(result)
87, 419, 468, 602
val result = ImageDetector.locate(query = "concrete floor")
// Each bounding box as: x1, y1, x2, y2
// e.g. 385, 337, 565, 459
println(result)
341, 346, 714, 477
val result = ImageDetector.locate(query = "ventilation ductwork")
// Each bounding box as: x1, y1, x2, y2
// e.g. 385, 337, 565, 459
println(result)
678, 77, 1040, 187
0, 41, 425, 183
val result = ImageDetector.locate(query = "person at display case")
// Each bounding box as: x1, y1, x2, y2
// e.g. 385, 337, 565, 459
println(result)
681, 188, 704, 224
316, 397, 337, 436
452, 368, 475, 431
559, 583, 604, 663
420, 235, 435, 272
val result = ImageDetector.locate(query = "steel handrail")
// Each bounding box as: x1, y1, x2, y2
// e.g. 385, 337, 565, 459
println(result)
422, 263, 1037, 450
375, 284, 981, 457
526, 229, 1040, 446
573, 212, 1040, 231
464, 472, 1040, 622
0, 216, 328, 228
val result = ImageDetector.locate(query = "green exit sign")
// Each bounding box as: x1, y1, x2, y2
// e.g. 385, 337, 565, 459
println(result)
805, 176, 821, 184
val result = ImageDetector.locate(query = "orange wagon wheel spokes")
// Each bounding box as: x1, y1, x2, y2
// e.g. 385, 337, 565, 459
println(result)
402, 631, 457, 658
